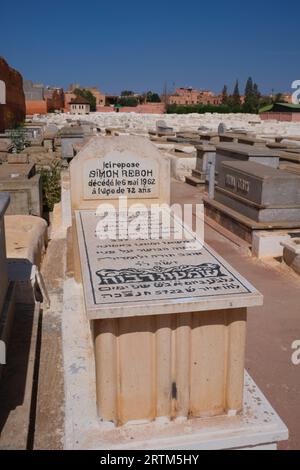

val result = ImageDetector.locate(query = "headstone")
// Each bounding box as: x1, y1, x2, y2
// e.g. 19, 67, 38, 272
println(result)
155, 120, 174, 136
0, 163, 42, 217
215, 143, 280, 175
185, 144, 216, 187
195, 144, 216, 180
60, 126, 85, 161
70, 135, 170, 211
215, 161, 300, 223
69, 135, 264, 428
218, 122, 227, 135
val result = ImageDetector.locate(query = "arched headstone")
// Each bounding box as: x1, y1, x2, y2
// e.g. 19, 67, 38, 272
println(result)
218, 122, 227, 135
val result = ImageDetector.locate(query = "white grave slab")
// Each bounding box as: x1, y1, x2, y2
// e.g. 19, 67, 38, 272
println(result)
76, 209, 262, 319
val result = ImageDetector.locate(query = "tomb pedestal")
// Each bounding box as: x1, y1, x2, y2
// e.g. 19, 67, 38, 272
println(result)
93, 309, 247, 425
204, 161, 300, 243
0, 163, 42, 217
215, 143, 280, 175
185, 145, 216, 187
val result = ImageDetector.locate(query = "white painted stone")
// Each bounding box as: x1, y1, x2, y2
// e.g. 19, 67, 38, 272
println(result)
70, 135, 170, 210
62, 276, 288, 450
168, 153, 196, 182
252, 231, 291, 258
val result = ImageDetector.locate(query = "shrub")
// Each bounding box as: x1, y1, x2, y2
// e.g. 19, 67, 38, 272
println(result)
38, 161, 62, 212
8, 125, 28, 153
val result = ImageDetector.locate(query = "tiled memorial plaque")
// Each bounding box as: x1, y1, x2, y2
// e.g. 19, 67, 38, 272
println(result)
76, 209, 261, 319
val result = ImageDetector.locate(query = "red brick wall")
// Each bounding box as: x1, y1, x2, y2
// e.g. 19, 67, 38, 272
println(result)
95, 103, 166, 114
0, 56, 26, 131
96, 106, 115, 113
25, 100, 48, 115
260, 112, 300, 122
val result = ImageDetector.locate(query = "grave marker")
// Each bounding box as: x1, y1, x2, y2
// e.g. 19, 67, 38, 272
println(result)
70, 135, 264, 427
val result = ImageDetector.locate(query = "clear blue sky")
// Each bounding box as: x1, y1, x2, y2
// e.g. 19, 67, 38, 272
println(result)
1, 0, 299, 95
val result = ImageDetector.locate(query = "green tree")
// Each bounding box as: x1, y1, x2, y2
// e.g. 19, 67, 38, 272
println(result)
38, 160, 62, 212
232, 80, 241, 106
73, 88, 96, 111
120, 90, 134, 97
118, 96, 139, 107
273, 92, 286, 103
146, 91, 161, 103
221, 85, 228, 105
243, 77, 260, 113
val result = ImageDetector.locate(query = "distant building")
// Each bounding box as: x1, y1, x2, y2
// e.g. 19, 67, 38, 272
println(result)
64, 91, 76, 112
0, 56, 26, 131
86, 87, 106, 109
65, 84, 105, 111
169, 87, 222, 106
281, 94, 293, 104
24, 80, 64, 114
70, 95, 90, 114
44, 87, 64, 112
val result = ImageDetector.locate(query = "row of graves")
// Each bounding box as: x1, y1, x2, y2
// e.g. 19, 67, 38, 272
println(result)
0, 120, 102, 219
170, 126, 300, 267
60, 134, 288, 449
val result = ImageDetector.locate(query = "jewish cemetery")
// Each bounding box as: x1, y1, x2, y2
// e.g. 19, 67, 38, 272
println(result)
0, 0, 300, 458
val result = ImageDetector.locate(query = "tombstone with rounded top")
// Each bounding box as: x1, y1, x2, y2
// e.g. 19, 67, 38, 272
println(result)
70, 135, 170, 211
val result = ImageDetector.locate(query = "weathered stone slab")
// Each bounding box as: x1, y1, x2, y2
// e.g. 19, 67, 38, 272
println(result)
215, 143, 280, 174
75, 209, 262, 319
195, 144, 216, 182
0, 163, 42, 217
215, 161, 300, 223
60, 126, 85, 160
218, 161, 300, 206
282, 238, 300, 275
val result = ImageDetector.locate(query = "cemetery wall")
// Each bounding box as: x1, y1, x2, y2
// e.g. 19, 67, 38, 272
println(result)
96, 103, 166, 114
260, 112, 300, 122
25, 100, 48, 115
0, 57, 26, 131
